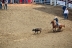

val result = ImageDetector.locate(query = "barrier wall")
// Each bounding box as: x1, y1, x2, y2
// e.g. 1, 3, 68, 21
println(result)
57, 1, 65, 6
45, 0, 50, 4
57, 0, 72, 8
3, 0, 50, 3
34, 0, 50, 4
68, 1, 72, 8
20, 0, 22, 3
28, 0, 31, 3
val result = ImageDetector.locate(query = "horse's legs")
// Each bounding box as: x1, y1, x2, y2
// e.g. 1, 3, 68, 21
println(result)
55, 28, 56, 32
53, 28, 54, 32
53, 28, 56, 32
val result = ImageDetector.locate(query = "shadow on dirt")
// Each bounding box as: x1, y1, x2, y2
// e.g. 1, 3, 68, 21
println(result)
33, 4, 72, 21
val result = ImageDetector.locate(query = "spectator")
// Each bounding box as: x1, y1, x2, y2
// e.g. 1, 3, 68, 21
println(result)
0, 0, 2, 9
64, 8, 69, 19
22, 0, 24, 4
12, 0, 14, 4
62, 5, 66, 13
4, 0, 8, 10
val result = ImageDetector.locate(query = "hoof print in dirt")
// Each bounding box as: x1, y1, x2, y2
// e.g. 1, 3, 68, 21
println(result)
32, 28, 42, 34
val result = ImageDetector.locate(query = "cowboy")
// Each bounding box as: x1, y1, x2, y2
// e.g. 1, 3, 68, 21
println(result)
54, 16, 59, 27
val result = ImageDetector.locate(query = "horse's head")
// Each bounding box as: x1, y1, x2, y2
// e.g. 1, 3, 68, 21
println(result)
51, 20, 54, 24
51, 20, 56, 28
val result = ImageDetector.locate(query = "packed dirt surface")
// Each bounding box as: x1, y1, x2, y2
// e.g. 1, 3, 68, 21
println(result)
0, 4, 72, 48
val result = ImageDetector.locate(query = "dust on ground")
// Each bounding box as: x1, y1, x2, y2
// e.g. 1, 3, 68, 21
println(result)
0, 4, 72, 48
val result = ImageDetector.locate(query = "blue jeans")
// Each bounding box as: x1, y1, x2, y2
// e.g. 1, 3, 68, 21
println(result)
56, 22, 58, 26
12, 0, 14, 4
25, 0, 28, 3
64, 13, 68, 19
0, 4, 2, 9
22, 0, 24, 3
15, 0, 19, 3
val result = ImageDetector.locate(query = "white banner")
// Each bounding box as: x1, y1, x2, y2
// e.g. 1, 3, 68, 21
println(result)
57, 1, 65, 6
68, 3, 72, 8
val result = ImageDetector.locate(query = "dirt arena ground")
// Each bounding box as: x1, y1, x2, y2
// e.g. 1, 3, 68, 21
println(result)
0, 4, 72, 48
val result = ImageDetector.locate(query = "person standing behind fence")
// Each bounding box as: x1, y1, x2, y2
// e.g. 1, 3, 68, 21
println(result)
62, 5, 66, 14
4, 0, 8, 10
0, 0, 2, 9
64, 8, 69, 19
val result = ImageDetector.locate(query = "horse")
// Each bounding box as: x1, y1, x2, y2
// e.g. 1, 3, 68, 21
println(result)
51, 20, 65, 32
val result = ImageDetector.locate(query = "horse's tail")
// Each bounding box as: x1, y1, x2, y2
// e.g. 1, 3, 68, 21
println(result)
59, 24, 65, 28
